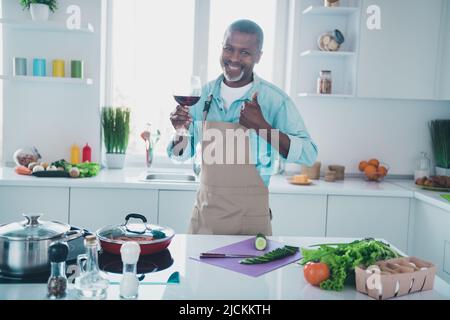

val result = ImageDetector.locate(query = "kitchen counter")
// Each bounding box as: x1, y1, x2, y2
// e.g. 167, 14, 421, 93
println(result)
0, 166, 412, 197
1, 166, 448, 211
1, 235, 449, 300
390, 180, 450, 212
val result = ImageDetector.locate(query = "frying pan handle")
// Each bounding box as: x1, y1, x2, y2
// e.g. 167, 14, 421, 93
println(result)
125, 213, 147, 223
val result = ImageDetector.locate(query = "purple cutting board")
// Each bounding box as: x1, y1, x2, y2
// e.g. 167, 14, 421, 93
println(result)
190, 237, 302, 277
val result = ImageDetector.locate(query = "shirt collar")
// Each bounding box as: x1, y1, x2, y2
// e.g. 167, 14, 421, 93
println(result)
210, 73, 261, 104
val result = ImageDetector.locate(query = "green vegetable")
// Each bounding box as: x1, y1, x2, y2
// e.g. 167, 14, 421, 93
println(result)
300, 238, 401, 291
151, 230, 166, 239
255, 233, 267, 251
240, 245, 299, 264
50, 159, 101, 178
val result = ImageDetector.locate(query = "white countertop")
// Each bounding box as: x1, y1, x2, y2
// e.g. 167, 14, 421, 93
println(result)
390, 180, 450, 212
1, 166, 448, 210
1, 235, 449, 300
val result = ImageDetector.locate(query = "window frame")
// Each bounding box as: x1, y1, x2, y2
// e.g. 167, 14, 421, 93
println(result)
103, 0, 290, 168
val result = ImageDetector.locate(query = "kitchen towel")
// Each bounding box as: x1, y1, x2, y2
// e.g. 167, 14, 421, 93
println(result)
13, 57, 27, 76
190, 237, 302, 277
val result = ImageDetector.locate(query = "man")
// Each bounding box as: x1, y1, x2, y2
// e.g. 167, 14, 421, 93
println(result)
168, 19, 318, 235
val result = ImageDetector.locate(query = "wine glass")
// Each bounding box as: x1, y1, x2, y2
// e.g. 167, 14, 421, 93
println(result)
173, 75, 202, 137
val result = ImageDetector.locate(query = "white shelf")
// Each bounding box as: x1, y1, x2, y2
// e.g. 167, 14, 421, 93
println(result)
300, 50, 355, 57
298, 93, 354, 98
0, 18, 94, 34
302, 6, 359, 16
0, 75, 93, 85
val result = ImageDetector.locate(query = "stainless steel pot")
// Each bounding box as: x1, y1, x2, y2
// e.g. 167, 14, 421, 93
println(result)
0, 214, 82, 276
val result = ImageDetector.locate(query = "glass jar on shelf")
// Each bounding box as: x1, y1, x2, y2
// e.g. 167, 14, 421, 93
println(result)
317, 70, 332, 94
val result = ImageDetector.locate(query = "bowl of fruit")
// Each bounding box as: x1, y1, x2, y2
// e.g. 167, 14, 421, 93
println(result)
358, 159, 389, 182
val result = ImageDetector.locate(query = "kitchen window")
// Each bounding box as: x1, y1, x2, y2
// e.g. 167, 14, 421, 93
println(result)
106, 0, 287, 164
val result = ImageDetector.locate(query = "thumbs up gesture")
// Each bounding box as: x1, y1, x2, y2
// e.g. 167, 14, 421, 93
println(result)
239, 92, 270, 132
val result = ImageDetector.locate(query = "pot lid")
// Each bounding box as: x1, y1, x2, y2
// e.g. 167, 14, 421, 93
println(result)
0, 214, 70, 240
96, 213, 174, 244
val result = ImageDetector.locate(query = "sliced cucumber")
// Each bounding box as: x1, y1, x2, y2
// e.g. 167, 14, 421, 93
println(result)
240, 245, 299, 265
255, 234, 267, 251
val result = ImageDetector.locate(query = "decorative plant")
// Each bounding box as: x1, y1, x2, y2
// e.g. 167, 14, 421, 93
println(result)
429, 119, 450, 169
101, 107, 131, 154
20, 0, 58, 12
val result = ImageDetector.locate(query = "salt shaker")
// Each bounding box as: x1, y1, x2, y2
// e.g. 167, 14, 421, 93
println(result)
47, 242, 69, 299
120, 241, 141, 299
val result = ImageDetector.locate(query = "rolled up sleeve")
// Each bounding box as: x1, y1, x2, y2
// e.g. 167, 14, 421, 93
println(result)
274, 99, 318, 166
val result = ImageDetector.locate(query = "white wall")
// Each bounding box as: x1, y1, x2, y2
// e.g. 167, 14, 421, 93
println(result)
297, 97, 450, 175
1, 0, 104, 166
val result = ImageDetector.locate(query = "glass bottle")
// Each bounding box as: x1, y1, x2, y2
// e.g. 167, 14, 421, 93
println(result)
414, 152, 431, 181
74, 235, 109, 300
317, 70, 332, 94
120, 241, 141, 299
47, 242, 69, 299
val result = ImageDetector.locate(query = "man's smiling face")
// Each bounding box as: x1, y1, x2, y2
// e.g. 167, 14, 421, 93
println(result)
220, 30, 262, 88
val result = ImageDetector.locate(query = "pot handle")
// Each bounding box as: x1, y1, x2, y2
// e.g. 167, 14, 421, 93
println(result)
124, 213, 148, 234
62, 229, 83, 242
125, 213, 147, 223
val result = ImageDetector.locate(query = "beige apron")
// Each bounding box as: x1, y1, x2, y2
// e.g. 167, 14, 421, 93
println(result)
188, 120, 272, 235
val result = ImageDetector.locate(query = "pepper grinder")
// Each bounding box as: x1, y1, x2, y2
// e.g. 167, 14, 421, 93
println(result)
120, 241, 141, 299
47, 242, 69, 299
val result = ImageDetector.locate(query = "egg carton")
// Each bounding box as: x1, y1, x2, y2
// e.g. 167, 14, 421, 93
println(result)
355, 257, 436, 300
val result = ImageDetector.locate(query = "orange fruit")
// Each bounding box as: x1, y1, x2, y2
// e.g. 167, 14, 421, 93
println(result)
368, 159, 380, 168
377, 166, 388, 177
358, 161, 368, 172
364, 165, 378, 180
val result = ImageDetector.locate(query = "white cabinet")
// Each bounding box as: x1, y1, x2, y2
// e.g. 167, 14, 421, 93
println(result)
437, 1, 450, 100
158, 190, 197, 233
326, 195, 410, 252
269, 193, 327, 236
357, 0, 442, 100
69, 188, 158, 232
0, 186, 69, 224
411, 199, 450, 283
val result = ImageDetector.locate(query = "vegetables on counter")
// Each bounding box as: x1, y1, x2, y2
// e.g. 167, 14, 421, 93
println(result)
255, 233, 267, 251
239, 245, 299, 264
300, 238, 401, 291
51, 159, 100, 178
303, 262, 330, 286
15, 165, 32, 175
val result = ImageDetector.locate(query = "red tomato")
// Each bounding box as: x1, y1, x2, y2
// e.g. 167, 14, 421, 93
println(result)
303, 262, 330, 286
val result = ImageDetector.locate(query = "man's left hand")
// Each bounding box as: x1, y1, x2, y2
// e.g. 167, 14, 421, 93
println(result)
239, 92, 270, 132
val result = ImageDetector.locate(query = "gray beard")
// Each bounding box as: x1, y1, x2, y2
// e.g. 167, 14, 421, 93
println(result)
223, 69, 244, 82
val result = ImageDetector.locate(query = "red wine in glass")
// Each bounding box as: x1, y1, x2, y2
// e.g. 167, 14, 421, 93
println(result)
172, 75, 202, 137
173, 95, 200, 106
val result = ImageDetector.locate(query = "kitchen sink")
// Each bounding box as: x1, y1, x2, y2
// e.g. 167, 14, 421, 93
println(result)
142, 172, 197, 183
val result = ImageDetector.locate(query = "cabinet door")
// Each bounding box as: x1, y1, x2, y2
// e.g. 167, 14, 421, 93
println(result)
357, 0, 442, 99
158, 190, 197, 234
438, 2, 450, 100
412, 199, 450, 283
269, 194, 327, 237
326, 195, 410, 252
0, 186, 69, 224
69, 188, 158, 232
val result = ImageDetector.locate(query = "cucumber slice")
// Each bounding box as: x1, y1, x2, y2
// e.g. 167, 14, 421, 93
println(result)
255, 233, 267, 251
